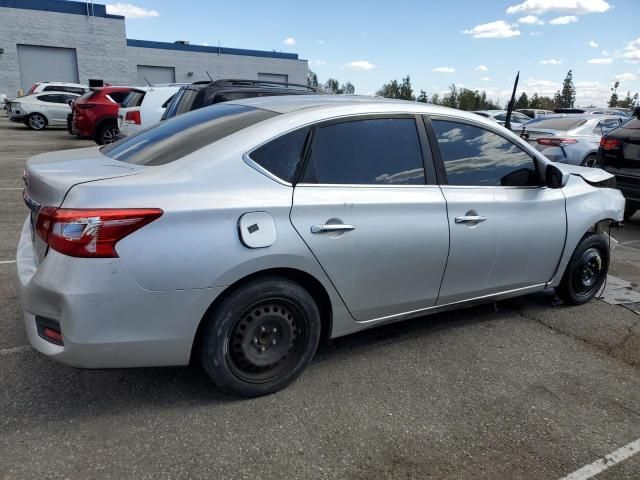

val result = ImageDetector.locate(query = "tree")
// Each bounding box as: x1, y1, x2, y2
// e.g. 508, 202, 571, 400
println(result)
515, 92, 529, 109
376, 75, 415, 100
323, 78, 355, 94
560, 70, 576, 108
608, 81, 620, 107
342, 81, 355, 95
618, 91, 639, 109
553, 90, 564, 109
430, 93, 441, 105
307, 70, 319, 88
417, 89, 428, 103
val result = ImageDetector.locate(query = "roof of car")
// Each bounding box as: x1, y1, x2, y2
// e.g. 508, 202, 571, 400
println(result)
226, 94, 464, 115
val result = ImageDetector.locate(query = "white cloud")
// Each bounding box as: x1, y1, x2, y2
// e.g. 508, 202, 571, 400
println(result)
540, 59, 562, 64
623, 38, 640, 63
283, 37, 296, 46
587, 57, 613, 64
106, 3, 159, 18
316, 40, 325, 45
613, 72, 638, 82
529, 31, 543, 36
549, 15, 578, 25
602, 50, 610, 56
518, 15, 544, 24
342, 60, 376, 71
475, 65, 488, 71
433, 67, 456, 73
462, 20, 520, 39
506, 0, 611, 15
481, 77, 492, 81
525, 78, 561, 96
310, 59, 326, 66
587, 40, 598, 47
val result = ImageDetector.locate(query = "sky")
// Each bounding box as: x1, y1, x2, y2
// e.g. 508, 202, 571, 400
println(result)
106, 0, 640, 106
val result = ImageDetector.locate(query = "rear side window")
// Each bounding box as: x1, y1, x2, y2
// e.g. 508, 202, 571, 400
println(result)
432, 120, 540, 187
162, 88, 201, 120
102, 104, 278, 166
43, 86, 85, 95
37, 94, 66, 103
107, 91, 131, 105
302, 118, 425, 185
250, 127, 311, 182
122, 91, 145, 108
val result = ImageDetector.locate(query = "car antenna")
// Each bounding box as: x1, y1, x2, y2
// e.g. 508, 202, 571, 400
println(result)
504, 71, 520, 131
143, 76, 152, 87
206, 71, 213, 81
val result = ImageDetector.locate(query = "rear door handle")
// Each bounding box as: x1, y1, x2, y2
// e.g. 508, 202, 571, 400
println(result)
455, 215, 487, 224
311, 224, 356, 234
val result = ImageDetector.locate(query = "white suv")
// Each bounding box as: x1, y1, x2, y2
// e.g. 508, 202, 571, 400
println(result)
117, 85, 186, 137
25, 82, 88, 96
8, 92, 81, 130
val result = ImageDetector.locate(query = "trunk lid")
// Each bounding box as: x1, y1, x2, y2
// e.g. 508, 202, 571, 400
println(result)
522, 128, 561, 152
24, 146, 147, 263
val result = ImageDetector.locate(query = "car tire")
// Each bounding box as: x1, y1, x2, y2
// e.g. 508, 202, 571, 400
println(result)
581, 154, 597, 168
557, 233, 609, 305
199, 276, 321, 397
95, 122, 119, 145
624, 208, 637, 221
26, 113, 47, 130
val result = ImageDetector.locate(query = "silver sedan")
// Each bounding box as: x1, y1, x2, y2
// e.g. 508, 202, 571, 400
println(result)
17, 96, 624, 397
522, 114, 624, 167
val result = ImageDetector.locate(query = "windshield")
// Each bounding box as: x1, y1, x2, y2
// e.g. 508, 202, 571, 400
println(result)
526, 118, 588, 131
101, 104, 278, 166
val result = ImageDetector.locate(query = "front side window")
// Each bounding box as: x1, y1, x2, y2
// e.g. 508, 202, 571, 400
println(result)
37, 94, 65, 104
250, 127, 310, 183
432, 119, 540, 187
302, 118, 425, 185
102, 104, 278, 166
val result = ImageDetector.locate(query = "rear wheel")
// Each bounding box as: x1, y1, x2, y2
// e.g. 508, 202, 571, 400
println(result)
27, 113, 47, 130
581, 154, 597, 168
557, 233, 609, 305
199, 277, 321, 397
95, 122, 119, 145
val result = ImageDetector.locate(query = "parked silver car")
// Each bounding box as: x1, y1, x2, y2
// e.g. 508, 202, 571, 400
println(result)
522, 114, 624, 167
471, 109, 531, 131
17, 96, 624, 397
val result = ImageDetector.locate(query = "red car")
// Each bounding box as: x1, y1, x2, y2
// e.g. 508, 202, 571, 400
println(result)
69, 87, 133, 145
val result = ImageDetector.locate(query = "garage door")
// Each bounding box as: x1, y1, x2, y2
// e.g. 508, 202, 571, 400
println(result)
258, 73, 288, 84
137, 65, 176, 85
17, 45, 79, 91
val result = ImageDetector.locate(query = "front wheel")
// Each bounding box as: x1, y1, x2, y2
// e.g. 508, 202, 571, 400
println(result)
557, 233, 609, 305
581, 154, 597, 168
199, 277, 321, 397
27, 113, 47, 130
95, 123, 119, 145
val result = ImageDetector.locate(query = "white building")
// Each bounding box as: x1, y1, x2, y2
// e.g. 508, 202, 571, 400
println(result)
0, 0, 308, 96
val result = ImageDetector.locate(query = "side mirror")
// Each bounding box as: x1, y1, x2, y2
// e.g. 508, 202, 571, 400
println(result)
546, 164, 569, 189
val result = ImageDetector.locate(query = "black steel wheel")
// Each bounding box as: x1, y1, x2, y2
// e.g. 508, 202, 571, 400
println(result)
557, 233, 609, 305
199, 276, 321, 397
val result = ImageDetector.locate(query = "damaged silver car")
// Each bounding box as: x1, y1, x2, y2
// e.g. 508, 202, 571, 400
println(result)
17, 96, 624, 397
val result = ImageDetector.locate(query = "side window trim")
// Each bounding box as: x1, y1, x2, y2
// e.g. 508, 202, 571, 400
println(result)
297, 114, 433, 187
424, 114, 545, 189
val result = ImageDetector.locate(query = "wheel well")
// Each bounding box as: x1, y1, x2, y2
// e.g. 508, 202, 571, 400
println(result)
190, 268, 333, 363
93, 117, 117, 137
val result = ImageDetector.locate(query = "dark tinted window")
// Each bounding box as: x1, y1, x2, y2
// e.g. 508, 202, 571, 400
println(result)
302, 118, 425, 185
162, 88, 201, 120
432, 120, 539, 187
43, 86, 85, 95
122, 91, 145, 108
594, 118, 621, 134
526, 117, 588, 130
250, 127, 310, 182
107, 91, 130, 105
102, 104, 277, 166
37, 94, 66, 103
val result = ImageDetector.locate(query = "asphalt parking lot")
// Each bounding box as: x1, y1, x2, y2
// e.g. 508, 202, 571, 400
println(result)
1, 118, 640, 480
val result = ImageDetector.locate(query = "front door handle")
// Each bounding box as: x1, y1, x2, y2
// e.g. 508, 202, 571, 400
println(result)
455, 215, 487, 224
311, 224, 356, 234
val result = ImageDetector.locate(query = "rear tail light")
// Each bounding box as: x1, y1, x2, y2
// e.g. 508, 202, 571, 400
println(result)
600, 137, 622, 150
76, 103, 95, 110
537, 138, 578, 147
36, 208, 162, 258
125, 110, 141, 125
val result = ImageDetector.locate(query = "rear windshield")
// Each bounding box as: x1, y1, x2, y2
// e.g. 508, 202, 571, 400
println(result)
162, 88, 201, 120
122, 90, 145, 108
621, 117, 640, 129
101, 104, 278, 166
527, 118, 588, 131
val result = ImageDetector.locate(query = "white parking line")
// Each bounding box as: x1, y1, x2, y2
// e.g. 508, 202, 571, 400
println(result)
0, 260, 16, 265
0, 345, 31, 356
559, 438, 640, 480
0, 187, 22, 190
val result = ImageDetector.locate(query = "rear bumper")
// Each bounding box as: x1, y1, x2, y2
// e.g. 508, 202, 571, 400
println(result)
16, 217, 216, 369
615, 178, 640, 207
9, 113, 26, 123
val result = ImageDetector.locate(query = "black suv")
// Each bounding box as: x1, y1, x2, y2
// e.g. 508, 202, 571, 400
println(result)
597, 109, 640, 220
161, 79, 319, 121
